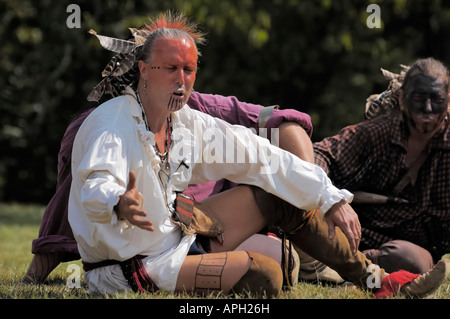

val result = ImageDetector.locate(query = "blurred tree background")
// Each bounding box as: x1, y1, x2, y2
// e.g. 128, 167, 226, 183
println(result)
1, 0, 449, 204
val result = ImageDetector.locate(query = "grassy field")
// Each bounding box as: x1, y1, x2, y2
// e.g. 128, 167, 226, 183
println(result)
1, 202, 449, 301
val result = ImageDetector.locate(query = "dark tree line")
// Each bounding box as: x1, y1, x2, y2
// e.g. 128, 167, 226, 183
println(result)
1, 0, 449, 203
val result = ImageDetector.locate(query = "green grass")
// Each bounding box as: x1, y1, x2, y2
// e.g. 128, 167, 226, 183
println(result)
0, 202, 449, 300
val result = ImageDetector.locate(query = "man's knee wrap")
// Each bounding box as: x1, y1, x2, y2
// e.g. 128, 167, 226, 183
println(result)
231, 252, 282, 297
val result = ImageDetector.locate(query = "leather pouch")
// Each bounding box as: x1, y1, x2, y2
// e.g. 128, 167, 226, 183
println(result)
172, 193, 224, 238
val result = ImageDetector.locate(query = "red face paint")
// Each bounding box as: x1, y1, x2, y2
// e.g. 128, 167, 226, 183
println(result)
143, 38, 198, 112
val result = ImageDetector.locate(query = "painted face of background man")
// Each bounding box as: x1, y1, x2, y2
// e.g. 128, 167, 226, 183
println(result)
402, 74, 449, 134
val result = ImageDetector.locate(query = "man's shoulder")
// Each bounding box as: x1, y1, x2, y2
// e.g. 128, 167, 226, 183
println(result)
354, 111, 400, 135
77, 95, 135, 137
84, 95, 133, 125
178, 104, 217, 124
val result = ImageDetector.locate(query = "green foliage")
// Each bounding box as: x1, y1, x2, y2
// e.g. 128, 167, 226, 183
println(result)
1, 0, 450, 203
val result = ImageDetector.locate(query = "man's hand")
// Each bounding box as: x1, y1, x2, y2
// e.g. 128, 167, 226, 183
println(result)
114, 171, 154, 231
324, 199, 361, 255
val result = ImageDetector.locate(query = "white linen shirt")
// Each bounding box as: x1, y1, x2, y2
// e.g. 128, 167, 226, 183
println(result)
68, 87, 352, 294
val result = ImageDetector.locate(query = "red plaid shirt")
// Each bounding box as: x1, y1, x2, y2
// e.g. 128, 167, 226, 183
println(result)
314, 110, 450, 261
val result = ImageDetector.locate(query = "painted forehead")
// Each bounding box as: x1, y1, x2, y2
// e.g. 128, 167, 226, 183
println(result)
406, 74, 448, 95
151, 38, 198, 64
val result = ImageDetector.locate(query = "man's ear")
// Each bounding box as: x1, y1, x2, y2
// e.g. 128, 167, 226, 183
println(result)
138, 60, 148, 81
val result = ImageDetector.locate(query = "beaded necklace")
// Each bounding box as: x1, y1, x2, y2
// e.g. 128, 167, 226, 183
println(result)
136, 91, 172, 169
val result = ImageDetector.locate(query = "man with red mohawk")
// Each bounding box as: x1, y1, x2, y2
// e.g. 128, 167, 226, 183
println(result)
37, 12, 450, 298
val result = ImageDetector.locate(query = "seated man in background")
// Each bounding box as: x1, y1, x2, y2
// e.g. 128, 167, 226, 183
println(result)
314, 57, 450, 274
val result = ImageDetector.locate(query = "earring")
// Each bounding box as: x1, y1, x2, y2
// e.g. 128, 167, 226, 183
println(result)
143, 81, 147, 93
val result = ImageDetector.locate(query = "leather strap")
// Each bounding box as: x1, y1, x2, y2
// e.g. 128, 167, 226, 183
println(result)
392, 152, 428, 194
258, 105, 279, 128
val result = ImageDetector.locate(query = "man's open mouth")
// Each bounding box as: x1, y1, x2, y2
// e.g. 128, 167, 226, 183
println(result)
173, 88, 184, 97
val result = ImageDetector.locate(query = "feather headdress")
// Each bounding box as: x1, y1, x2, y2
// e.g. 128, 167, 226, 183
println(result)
364, 64, 410, 119
87, 12, 205, 102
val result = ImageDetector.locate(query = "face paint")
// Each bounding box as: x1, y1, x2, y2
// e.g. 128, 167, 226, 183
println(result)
402, 75, 449, 134
168, 95, 183, 111
143, 38, 198, 114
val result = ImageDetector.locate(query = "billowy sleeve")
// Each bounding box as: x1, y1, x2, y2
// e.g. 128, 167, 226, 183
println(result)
71, 106, 139, 224
77, 129, 128, 224
187, 110, 352, 216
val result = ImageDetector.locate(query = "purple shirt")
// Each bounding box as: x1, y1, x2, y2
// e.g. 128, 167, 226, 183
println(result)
32, 92, 312, 257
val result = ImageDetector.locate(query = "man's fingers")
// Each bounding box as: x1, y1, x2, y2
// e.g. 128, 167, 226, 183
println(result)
130, 208, 147, 218
354, 224, 361, 250
351, 219, 362, 254
349, 235, 357, 256
344, 226, 359, 256
131, 215, 154, 231
327, 222, 336, 240
337, 202, 361, 255
118, 196, 151, 229
132, 218, 154, 231
127, 208, 154, 231
328, 216, 360, 255
121, 195, 140, 207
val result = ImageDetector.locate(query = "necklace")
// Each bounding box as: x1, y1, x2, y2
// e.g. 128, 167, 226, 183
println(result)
153, 117, 172, 164
136, 90, 172, 168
